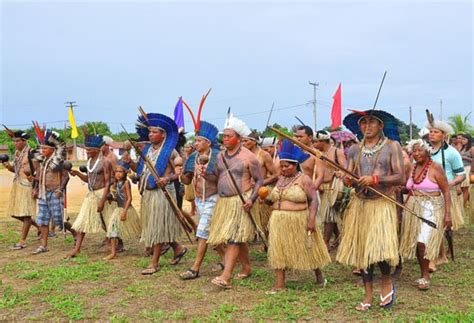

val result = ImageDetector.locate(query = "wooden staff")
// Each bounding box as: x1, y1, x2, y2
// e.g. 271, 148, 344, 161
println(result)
270, 126, 437, 228
120, 125, 194, 244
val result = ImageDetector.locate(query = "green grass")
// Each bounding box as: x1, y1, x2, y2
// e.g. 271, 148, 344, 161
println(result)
0, 285, 28, 309
44, 294, 84, 320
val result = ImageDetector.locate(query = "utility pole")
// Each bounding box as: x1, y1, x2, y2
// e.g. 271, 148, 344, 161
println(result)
409, 106, 413, 140
439, 99, 443, 120
65, 101, 78, 161
309, 81, 319, 131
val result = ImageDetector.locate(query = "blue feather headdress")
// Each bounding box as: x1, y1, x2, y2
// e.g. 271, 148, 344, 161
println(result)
196, 121, 219, 145
278, 140, 309, 164
135, 109, 179, 189
84, 134, 105, 149
343, 109, 400, 142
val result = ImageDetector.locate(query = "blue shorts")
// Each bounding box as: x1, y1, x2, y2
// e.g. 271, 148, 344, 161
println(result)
36, 192, 64, 228
195, 195, 218, 240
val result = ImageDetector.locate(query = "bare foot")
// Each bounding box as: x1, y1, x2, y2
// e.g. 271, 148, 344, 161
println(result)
435, 256, 448, 266
103, 254, 116, 261
64, 250, 80, 259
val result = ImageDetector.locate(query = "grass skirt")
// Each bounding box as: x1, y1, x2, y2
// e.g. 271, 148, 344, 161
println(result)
336, 196, 399, 268
106, 206, 142, 240
140, 184, 181, 247
72, 189, 110, 233
207, 192, 255, 245
254, 200, 272, 237
319, 182, 337, 223
399, 195, 445, 261
461, 166, 470, 188
268, 209, 331, 270
450, 187, 464, 231
5, 180, 36, 218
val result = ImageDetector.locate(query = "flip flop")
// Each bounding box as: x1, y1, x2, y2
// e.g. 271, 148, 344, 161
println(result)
170, 247, 188, 265
380, 285, 396, 308
12, 243, 27, 250
265, 288, 285, 295
179, 269, 199, 280
211, 277, 232, 289
141, 267, 160, 275
160, 244, 171, 256
355, 303, 372, 311
417, 278, 430, 291
32, 246, 49, 255
234, 272, 251, 280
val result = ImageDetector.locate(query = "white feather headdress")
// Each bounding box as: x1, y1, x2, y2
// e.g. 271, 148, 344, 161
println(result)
223, 112, 250, 137
407, 139, 434, 154
424, 120, 454, 135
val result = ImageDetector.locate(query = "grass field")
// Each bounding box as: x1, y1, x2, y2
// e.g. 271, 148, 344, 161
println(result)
1, 170, 473, 321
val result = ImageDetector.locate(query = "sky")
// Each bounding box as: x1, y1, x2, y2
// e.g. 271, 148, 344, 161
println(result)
1, 0, 472, 134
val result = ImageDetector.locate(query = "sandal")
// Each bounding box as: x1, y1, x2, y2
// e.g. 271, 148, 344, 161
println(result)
265, 288, 285, 295
380, 285, 396, 308
141, 267, 160, 275
234, 272, 251, 280
352, 269, 362, 276
180, 269, 199, 280
12, 243, 27, 250
211, 277, 232, 289
211, 262, 225, 272
170, 247, 188, 265
417, 278, 430, 291
160, 244, 171, 256
355, 303, 372, 311
32, 246, 49, 255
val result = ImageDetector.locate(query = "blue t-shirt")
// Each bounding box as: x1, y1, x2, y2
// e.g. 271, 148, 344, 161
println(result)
431, 145, 465, 181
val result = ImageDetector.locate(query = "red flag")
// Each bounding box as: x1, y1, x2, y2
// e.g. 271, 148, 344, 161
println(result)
331, 83, 342, 129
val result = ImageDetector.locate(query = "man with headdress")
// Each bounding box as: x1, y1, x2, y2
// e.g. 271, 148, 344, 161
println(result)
313, 130, 346, 249
336, 110, 405, 311
130, 112, 187, 274
1, 126, 39, 250
208, 113, 263, 288
242, 130, 278, 238
31, 128, 74, 254
425, 116, 465, 267
179, 120, 225, 280
65, 133, 112, 258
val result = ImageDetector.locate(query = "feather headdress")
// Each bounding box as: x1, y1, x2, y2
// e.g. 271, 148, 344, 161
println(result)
223, 109, 251, 137
424, 109, 454, 135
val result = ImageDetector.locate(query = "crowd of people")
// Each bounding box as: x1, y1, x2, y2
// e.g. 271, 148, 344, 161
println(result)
2, 102, 472, 311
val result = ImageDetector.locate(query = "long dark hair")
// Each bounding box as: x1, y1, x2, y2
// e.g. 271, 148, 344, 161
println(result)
458, 133, 472, 152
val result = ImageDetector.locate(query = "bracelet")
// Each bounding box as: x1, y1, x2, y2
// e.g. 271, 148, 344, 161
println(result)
372, 175, 379, 185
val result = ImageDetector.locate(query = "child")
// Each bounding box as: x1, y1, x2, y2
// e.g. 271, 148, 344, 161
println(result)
104, 161, 141, 260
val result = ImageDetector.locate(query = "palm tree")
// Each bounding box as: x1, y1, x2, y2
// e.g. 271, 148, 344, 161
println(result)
448, 113, 474, 135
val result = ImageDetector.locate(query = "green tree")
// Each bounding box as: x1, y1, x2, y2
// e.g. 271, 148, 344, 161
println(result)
448, 113, 474, 135
260, 123, 292, 137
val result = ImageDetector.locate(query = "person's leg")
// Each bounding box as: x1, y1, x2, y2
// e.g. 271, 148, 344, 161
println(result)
104, 238, 117, 260
40, 225, 49, 248
190, 238, 207, 272
236, 243, 251, 277
356, 265, 374, 310
462, 187, 469, 207
274, 269, 286, 290
150, 243, 162, 269
64, 232, 85, 258
314, 268, 325, 285
323, 222, 333, 249
379, 261, 394, 307
18, 216, 33, 245
217, 243, 241, 283
170, 241, 187, 265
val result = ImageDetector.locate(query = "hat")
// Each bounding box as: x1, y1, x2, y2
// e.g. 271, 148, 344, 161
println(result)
314, 130, 331, 141
278, 140, 309, 164
103, 136, 113, 145
196, 121, 219, 144
32, 121, 62, 148
418, 127, 430, 138
407, 139, 434, 154
3, 125, 30, 140
223, 112, 251, 137
84, 134, 105, 149
343, 109, 401, 142
243, 130, 260, 141
424, 120, 454, 135
261, 137, 277, 147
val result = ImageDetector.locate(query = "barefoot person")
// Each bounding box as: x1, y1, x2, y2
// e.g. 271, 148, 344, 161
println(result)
208, 113, 263, 289
242, 130, 278, 237
32, 129, 76, 254
262, 140, 331, 294
399, 139, 452, 290
336, 110, 405, 311
104, 161, 141, 260
179, 121, 225, 280
1, 127, 39, 250
313, 130, 346, 249
131, 112, 187, 275
66, 134, 112, 258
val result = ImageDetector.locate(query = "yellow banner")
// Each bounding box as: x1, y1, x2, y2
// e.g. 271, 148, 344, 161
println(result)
68, 107, 79, 139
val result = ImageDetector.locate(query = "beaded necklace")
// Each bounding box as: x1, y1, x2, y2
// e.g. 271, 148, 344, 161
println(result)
361, 136, 387, 159
411, 159, 432, 184
13, 146, 28, 180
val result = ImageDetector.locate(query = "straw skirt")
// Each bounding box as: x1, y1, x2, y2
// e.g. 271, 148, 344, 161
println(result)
336, 196, 399, 269
207, 192, 255, 245
461, 166, 470, 188
140, 184, 181, 247
450, 187, 465, 231
5, 180, 36, 218
319, 182, 337, 223
399, 195, 445, 261
106, 206, 142, 240
72, 189, 110, 233
268, 209, 331, 270
254, 200, 272, 237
